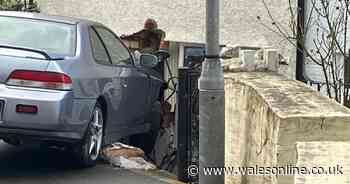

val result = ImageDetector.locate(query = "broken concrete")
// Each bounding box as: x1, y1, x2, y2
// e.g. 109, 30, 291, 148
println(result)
224, 49, 279, 73
151, 101, 176, 173
102, 143, 156, 170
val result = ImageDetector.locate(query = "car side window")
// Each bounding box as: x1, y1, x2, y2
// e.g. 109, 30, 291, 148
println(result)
89, 28, 111, 65
94, 27, 132, 66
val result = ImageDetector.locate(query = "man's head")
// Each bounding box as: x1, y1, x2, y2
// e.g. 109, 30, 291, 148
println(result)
144, 18, 158, 30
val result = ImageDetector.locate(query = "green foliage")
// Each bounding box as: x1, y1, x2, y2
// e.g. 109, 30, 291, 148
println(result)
0, 0, 39, 12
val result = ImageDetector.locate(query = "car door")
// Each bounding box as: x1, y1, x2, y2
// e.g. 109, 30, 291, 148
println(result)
140, 63, 164, 109
89, 27, 129, 138
94, 26, 151, 128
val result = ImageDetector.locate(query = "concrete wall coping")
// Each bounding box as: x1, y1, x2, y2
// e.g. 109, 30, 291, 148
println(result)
224, 72, 350, 119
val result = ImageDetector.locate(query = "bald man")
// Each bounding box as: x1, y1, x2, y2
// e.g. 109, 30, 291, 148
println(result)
121, 18, 166, 54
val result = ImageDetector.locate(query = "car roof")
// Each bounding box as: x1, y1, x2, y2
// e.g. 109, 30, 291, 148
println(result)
0, 11, 91, 25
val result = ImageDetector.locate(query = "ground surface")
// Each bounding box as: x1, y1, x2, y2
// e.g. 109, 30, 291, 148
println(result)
0, 141, 181, 184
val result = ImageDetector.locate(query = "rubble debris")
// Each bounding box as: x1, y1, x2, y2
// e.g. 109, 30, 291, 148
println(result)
160, 101, 174, 129
151, 124, 175, 168
108, 156, 157, 170
102, 143, 156, 170
223, 48, 279, 73
150, 101, 177, 173
103, 143, 145, 158
103, 101, 177, 172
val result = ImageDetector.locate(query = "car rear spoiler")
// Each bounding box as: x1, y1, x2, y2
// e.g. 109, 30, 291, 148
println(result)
0, 44, 63, 60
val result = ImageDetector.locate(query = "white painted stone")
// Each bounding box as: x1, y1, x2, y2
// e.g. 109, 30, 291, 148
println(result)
265, 49, 279, 72
240, 50, 257, 72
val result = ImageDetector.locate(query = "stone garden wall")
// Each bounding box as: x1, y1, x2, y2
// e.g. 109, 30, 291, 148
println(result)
225, 50, 350, 184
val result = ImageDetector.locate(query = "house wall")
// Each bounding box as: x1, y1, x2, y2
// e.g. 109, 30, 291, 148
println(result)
299, 0, 350, 100
37, 0, 296, 78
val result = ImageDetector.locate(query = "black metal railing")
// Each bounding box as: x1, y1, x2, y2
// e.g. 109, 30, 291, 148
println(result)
305, 74, 350, 106
177, 67, 200, 183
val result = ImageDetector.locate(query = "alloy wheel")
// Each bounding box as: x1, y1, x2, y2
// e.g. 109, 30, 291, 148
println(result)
88, 107, 103, 161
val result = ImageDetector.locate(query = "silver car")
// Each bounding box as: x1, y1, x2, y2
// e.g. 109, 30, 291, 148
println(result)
0, 11, 163, 166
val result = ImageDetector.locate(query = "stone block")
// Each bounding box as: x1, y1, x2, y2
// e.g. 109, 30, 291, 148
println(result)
264, 49, 279, 72
239, 50, 257, 72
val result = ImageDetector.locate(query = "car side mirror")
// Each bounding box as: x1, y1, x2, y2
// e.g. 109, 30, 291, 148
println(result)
140, 54, 158, 68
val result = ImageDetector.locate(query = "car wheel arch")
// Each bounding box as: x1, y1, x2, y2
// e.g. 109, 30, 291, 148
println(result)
96, 96, 108, 122
95, 96, 108, 146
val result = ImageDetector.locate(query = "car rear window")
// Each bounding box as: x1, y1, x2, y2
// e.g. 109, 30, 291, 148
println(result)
0, 16, 77, 57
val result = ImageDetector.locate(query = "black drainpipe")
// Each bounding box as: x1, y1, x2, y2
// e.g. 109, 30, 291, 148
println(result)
296, 0, 306, 82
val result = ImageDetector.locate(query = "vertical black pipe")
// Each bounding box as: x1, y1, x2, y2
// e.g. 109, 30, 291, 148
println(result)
296, 0, 306, 82
344, 50, 350, 107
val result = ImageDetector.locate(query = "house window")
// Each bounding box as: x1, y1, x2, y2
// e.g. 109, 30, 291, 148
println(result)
182, 44, 226, 67
183, 46, 205, 67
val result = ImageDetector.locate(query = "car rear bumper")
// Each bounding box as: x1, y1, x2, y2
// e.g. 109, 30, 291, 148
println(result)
0, 127, 82, 143
0, 84, 96, 143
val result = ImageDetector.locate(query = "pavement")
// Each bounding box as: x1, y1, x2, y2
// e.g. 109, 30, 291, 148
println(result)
0, 141, 183, 184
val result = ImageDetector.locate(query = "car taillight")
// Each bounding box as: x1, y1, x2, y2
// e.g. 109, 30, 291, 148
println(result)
6, 70, 72, 90
16, 104, 38, 114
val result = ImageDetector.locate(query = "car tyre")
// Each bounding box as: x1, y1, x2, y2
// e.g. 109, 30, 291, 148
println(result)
75, 102, 104, 167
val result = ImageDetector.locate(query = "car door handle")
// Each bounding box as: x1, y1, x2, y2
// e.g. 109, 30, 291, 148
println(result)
120, 79, 128, 88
